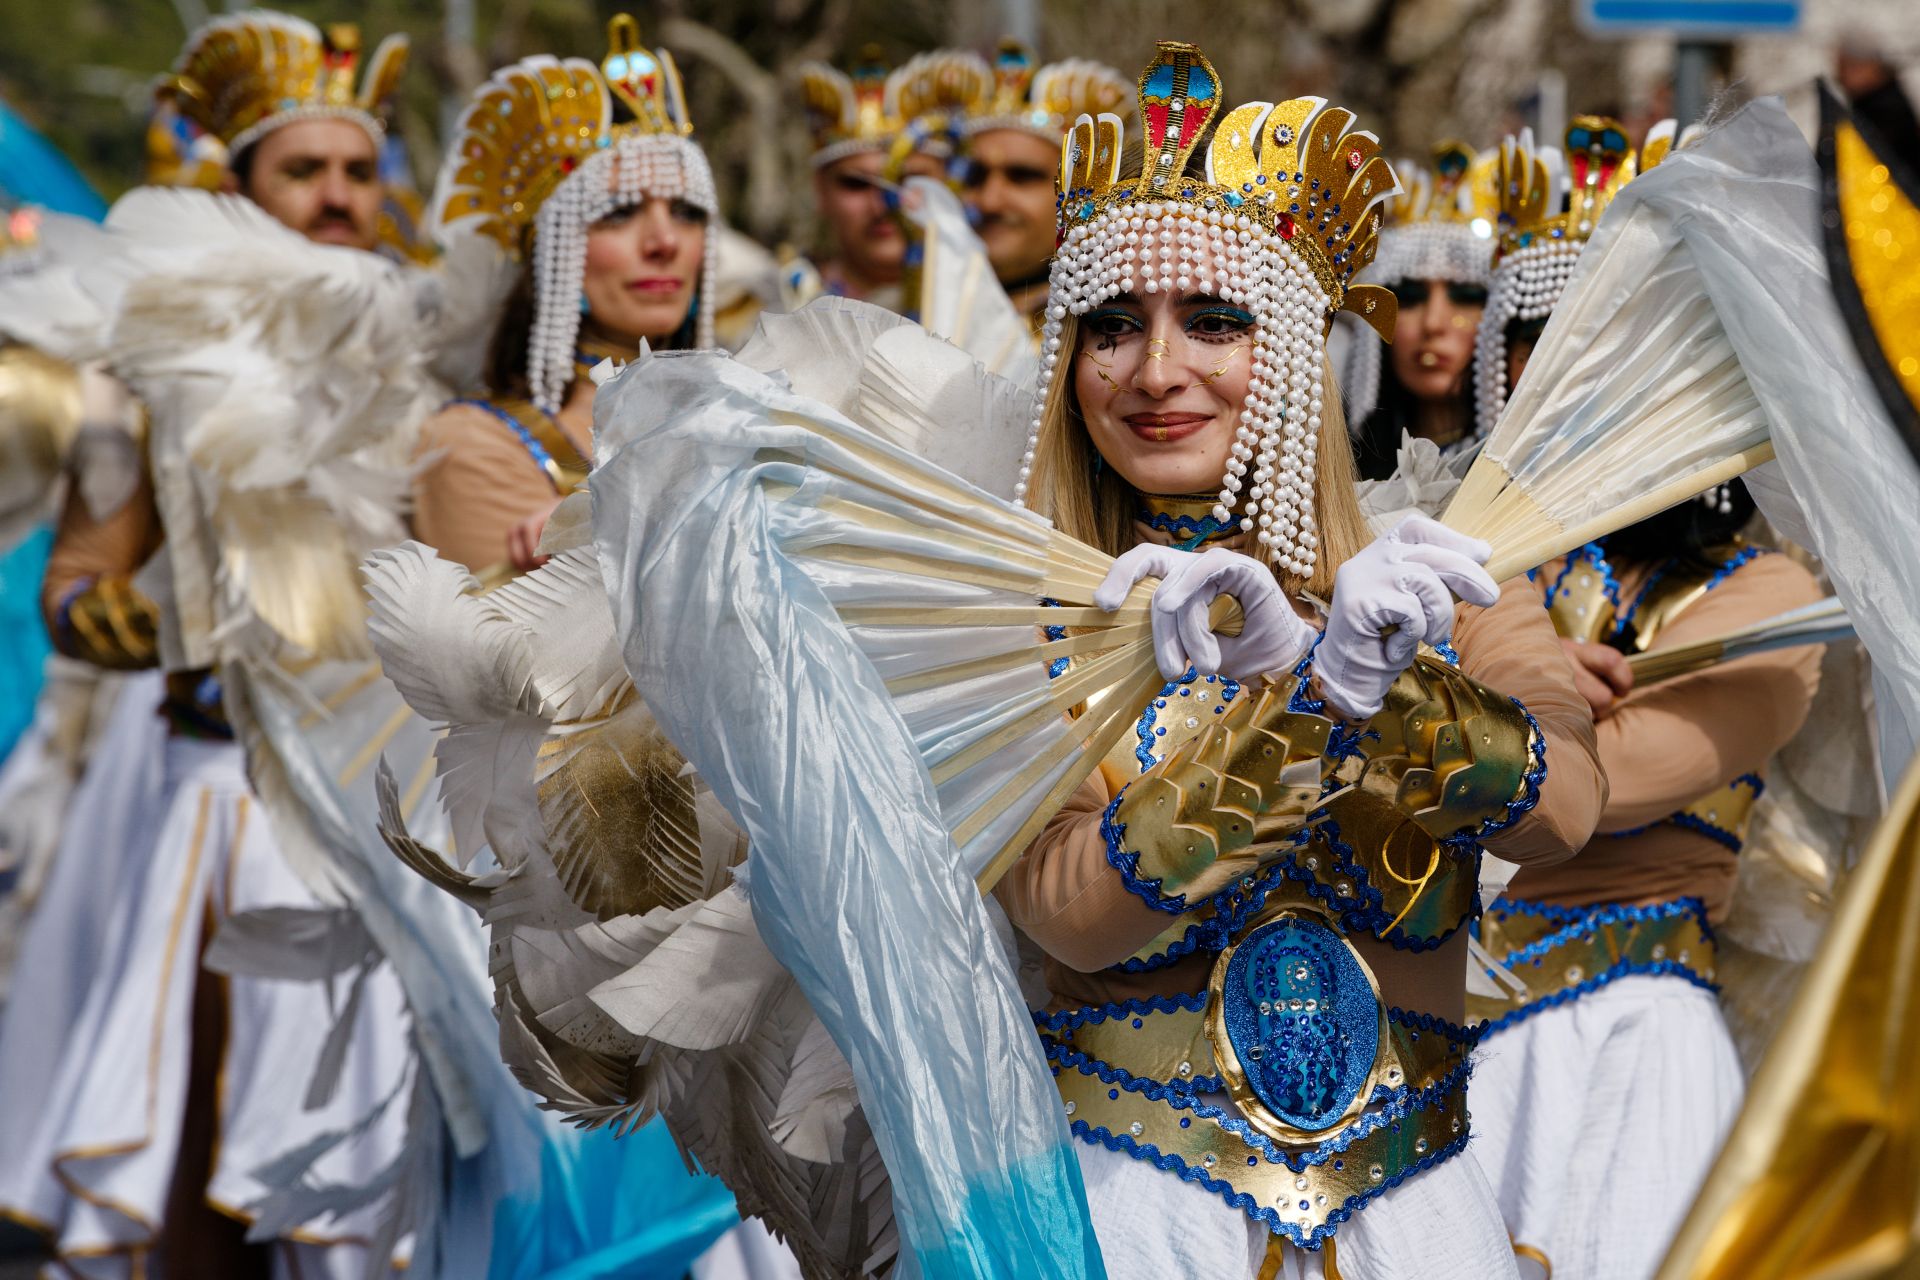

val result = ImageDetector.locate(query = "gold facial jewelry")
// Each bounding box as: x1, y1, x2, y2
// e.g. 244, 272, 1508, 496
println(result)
1450, 313, 1473, 330
1204, 346, 1244, 383
1417, 350, 1440, 368
1084, 348, 1121, 389
1145, 337, 1171, 362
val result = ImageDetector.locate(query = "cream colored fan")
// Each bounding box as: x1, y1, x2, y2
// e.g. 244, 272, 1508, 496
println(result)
1441, 122, 1789, 582
1626, 597, 1851, 686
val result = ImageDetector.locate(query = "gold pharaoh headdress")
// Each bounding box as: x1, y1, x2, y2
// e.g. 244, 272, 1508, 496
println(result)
1473, 115, 1677, 437
433, 14, 697, 255
1052, 42, 1400, 339
431, 14, 717, 410
1365, 140, 1498, 288
967, 40, 1132, 141
1026, 42, 1402, 578
169, 12, 407, 158
798, 48, 902, 166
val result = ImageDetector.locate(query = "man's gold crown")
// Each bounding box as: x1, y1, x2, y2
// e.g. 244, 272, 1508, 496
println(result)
434, 15, 695, 253
1056, 42, 1401, 339
798, 47, 903, 163
168, 12, 407, 156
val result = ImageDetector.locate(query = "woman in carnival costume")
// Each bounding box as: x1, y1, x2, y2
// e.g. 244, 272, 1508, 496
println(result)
1464, 119, 1822, 1280
412, 14, 719, 576
409, 20, 794, 1280
1342, 144, 1495, 480
999, 42, 1605, 1279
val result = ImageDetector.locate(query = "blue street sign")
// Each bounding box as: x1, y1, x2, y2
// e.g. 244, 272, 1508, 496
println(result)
1579, 0, 1800, 35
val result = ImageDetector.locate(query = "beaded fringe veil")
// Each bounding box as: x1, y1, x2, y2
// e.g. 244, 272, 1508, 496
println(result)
1023, 205, 1334, 578
528, 134, 718, 413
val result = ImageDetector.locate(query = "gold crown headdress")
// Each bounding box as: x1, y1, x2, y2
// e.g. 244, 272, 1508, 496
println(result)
885, 50, 992, 168
169, 12, 407, 159
965, 40, 1132, 141
798, 48, 902, 166
1024, 42, 1402, 578
1472, 116, 1677, 437
431, 15, 718, 412
1363, 140, 1498, 289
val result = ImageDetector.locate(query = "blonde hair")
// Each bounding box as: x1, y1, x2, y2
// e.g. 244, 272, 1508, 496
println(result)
1027, 312, 1372, 601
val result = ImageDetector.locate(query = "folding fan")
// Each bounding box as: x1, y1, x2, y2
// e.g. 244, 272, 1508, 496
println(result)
1626, 597, 1852, 686
1440, 105, 1805, 582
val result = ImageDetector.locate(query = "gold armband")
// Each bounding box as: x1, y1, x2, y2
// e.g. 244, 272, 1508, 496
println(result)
1328, 655, 1540, 841
1319, 657, 1543, 940
57, 574, 161, 670
1112, 682, 1332, 906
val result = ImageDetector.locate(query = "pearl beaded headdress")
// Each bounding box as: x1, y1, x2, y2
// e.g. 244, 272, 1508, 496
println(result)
432, 15, 718, 413
1362, 142, 1497, 290
1019, 41, 1400, 578
1471, 116, 1676, 439
169, 13, 407, 160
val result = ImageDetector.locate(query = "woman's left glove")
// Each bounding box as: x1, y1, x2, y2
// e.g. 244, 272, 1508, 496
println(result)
1094, 545, 1318, 682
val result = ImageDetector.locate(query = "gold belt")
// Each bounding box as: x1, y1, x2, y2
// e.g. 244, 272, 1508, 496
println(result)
1468, 897, 1717, 1032
1039, 929, 1475, 1246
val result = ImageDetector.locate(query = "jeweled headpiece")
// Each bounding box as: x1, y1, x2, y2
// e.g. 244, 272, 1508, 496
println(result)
965, 40, 1132, 142
799, 48, 902, 167
886, 50, 992, 166
1363, 142, 1496, 288
431, 14, 719, 412
1472, 116, 1675, 437
169, 12, 407, 159
1022, 41, 1401, 577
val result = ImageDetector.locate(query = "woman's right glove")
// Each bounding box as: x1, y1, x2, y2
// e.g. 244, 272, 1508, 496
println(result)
1315, 515, 1499, 720
1094, 544, 1318, 682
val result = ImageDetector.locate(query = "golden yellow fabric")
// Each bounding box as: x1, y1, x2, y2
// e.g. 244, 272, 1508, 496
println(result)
1655, 753, 1920, 1279
1835, 121, 1920, 417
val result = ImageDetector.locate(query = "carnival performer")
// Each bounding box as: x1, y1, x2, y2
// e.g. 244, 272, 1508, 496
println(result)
991, 43, 1605, 1279
1344, 143, 1494, 480
1465, 119, 1823, 1280
960, 40, 1130, 328
411, 15, 720, 575
0, 14, 423, 1276
792, 50, 915, 308
406, 24, 802, 1279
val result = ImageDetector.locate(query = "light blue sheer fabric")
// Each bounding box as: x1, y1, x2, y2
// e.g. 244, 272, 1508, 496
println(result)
591, 352, 1106, 1280
487, 1120, 738, 1280
0, 524, 53, 762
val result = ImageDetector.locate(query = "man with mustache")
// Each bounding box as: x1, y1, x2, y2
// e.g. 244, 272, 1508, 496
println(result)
795, 51, 915, 310
961, 42, 1131, 329
0, 14, 425, 1277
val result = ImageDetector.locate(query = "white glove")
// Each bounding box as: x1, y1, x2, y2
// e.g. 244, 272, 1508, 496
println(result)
1094, 545, 1318, 682
1315, 515, 1499, 719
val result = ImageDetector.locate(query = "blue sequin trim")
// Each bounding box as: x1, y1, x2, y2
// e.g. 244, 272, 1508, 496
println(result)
1064, 1058, 1474, 1248
1040, 597, 1070, 679
1603, 772, 1762, 852
1542, 542, 1619, 613
1432, 641, 1460, 666
1032, 991, 1209, 1032
1141, 508, 1237, 551
1702, 544, 1767, 592
1133, 674, 1242, 772
1457, 701, 1548, 844
1476, 896, 1717, 1037
1101, 795, 1195, 915
452, 397, 558, 485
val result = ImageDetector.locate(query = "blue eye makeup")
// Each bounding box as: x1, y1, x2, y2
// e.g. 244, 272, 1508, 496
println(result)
1084, 306, 1143, 331
1186, 305, 1255, 340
